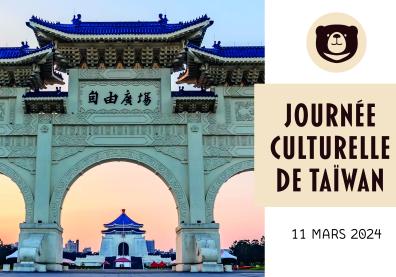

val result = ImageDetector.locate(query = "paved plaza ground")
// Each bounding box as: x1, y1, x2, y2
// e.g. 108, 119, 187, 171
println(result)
0, 270, 264, 276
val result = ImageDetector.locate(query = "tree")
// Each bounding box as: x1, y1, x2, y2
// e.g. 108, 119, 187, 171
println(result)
229, 236, 265, 266
0, 239, 16, 266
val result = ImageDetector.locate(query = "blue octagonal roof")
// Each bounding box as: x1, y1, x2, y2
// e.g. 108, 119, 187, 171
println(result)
104, 209, 143, 228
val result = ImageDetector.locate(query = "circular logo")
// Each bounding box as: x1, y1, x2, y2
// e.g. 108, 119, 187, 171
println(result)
307, 13, 366, 72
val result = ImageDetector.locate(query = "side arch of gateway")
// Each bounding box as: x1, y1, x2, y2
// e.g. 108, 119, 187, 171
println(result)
0, 13, 264, 272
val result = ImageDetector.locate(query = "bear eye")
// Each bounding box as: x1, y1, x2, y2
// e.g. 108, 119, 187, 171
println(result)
344, 34, 347, 37
327, 34, 330, 37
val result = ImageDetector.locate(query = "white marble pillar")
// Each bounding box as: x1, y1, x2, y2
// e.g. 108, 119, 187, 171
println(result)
187, 123, 206, 224
33, 123, 53, 223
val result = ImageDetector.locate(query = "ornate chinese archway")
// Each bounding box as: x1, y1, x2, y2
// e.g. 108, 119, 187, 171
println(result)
0, 13, 263, 272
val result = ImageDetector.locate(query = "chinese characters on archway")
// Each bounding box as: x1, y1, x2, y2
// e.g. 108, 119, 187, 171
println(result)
88, 90, 152, 106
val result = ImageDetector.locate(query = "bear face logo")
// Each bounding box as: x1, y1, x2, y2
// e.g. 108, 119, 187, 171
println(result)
315, 25, 358, 63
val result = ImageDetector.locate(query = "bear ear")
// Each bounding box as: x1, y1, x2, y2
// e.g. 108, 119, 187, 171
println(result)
316, 25, 324, 34
349, 25, 358, 35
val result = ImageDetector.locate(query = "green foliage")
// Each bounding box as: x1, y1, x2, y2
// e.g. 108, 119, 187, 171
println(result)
250, 265, 265, 270
229, 236, 265, 266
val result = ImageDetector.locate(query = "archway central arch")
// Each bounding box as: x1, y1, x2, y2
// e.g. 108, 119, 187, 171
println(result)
49, 148, 190, 224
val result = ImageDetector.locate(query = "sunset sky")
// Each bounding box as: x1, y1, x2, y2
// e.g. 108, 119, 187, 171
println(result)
0, 166, 261, 251
0, 0, 264, 251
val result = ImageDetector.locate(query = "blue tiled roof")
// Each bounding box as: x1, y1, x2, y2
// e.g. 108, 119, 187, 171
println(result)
23, 90, 68, 98
104, 210, 143, 228
171, 90, 217, 97
0, 44, 52, 60
188, 43, 265, 58
28, 14, 212, 36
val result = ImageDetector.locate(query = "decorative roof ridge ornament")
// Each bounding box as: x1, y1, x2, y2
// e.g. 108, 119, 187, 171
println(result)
30, 15, 55, 25
19, 41, 30, 54
55, 86, 62, 94
158, 13, 168, 24
71, 14, 82, 26
20, 41, 29, 49
212, 40, 221, 49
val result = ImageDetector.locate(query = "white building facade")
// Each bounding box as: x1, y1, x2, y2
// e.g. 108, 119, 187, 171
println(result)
99, 209, 148, 258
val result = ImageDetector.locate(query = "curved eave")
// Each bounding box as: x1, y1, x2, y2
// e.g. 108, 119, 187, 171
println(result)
188, 48, 265, 64
176, 67, 196, 85
101, 230, 146, 235
0, 48, 52, 65
175, 78, 197, 85
47, 75, 65, 85
104, 223, 143, 228
28, 19, 213, 45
